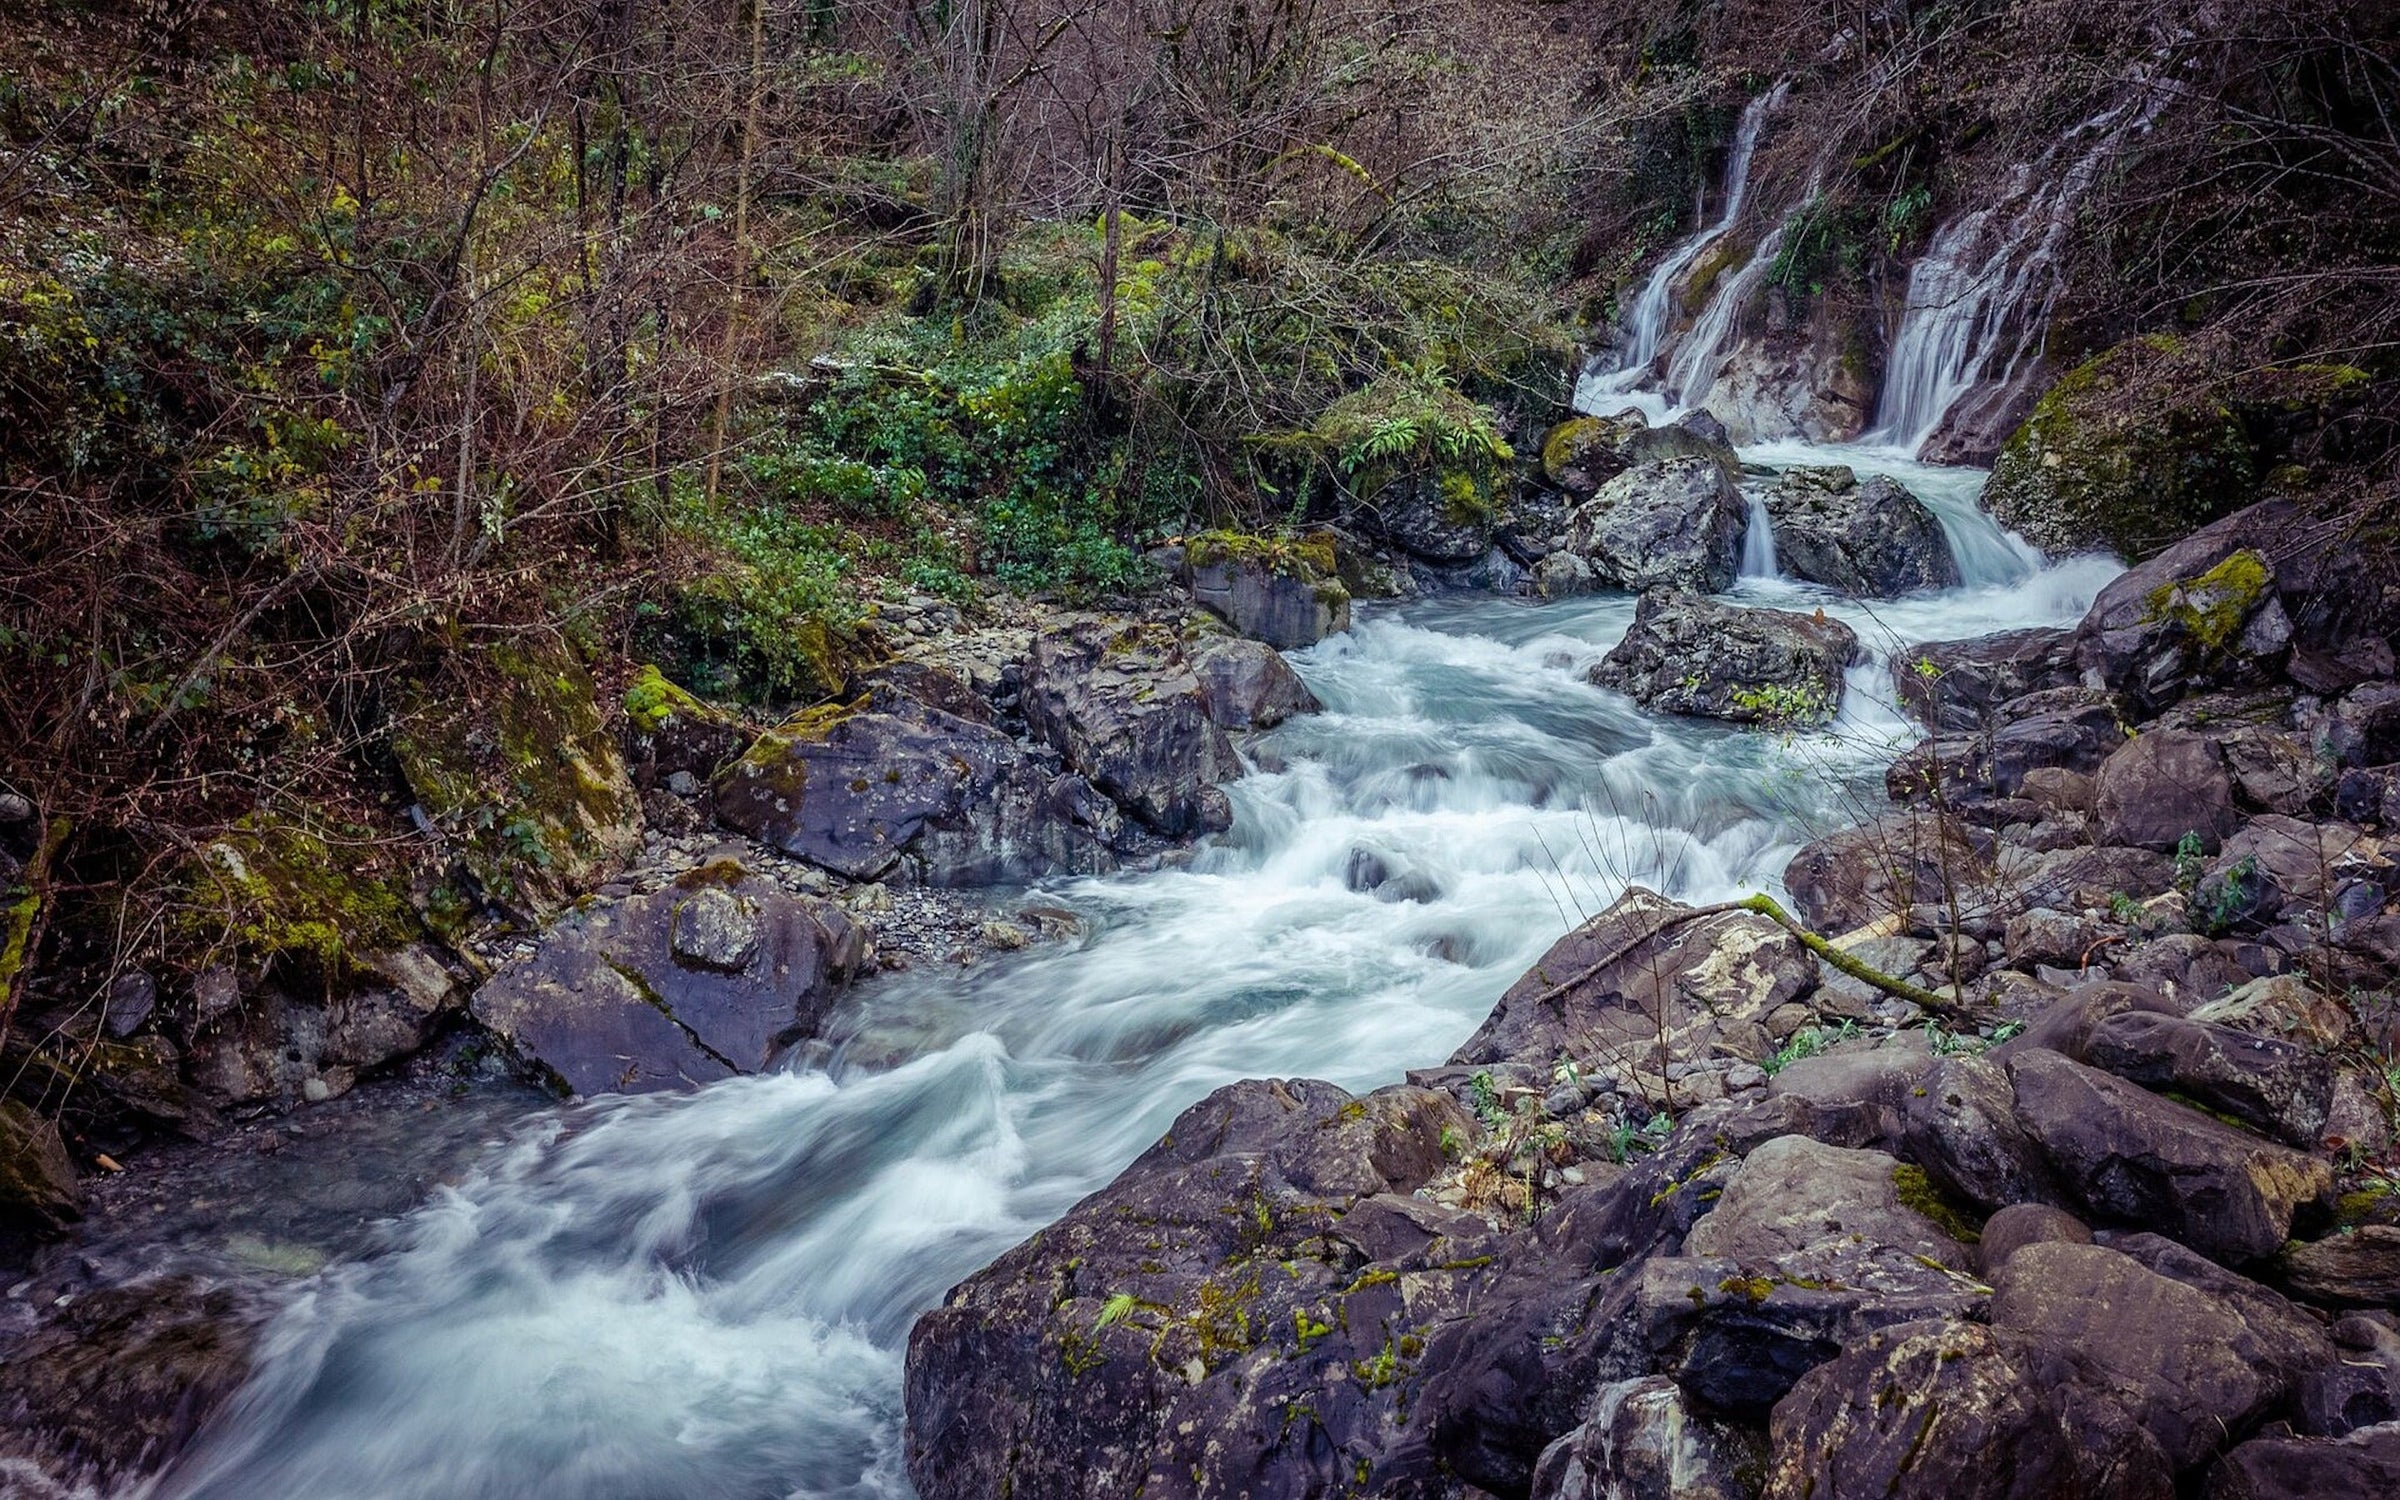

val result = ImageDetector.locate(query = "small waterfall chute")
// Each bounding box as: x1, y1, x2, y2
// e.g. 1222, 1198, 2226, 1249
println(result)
1869, 79, 2173, 455
1739, 491, 1780, 579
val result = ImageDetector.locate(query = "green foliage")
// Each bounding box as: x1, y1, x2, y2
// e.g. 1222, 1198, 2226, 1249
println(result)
1763, 1020, 1858, 1076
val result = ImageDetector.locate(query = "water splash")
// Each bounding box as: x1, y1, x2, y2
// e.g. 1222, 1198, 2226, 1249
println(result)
1738, 490, 1781, 580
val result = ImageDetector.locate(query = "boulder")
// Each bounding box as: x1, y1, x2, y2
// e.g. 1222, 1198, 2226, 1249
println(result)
2297, 1317, 2400, 1436
1977, 1203, 2093, 1276
2195, 815, 2387, 930
1540, 413, 1738, 498
1888, 687, 2125, 811
1184, 630, 1319, 731
1763, 1319, 2174, 1500
1568, 458, 1746, 594
1588, 592, 1858, 726
716, 696, 1121, 885
2095, 730, 2240, 853
1902, 1052, 2061, 1213
0, 1099, 80, 1238
1991, 1240, 2325, 1469
2071, 499, 2394, 716
2006, 1048, 2333, 1263
2279, 1226, 2400, 1306
181, 942, 465, 1110
1897, 627, 2079, 732
1021, 617, 1240, 838
1762, 465, 1960, 596
391, 639, 643, 919
1362, 470, 1497, 564
1782, 813, 1988, 936
1182, 531, 1351, 649
622, 664, 751, 789
2084, 1009, 2332, 1147
1529, 550, 1596, 598
1530, 1377, 1755, 1500
1453, 888, 1814, 1083
2204, 1422, 2400, 1498
469, 863, 863, 1095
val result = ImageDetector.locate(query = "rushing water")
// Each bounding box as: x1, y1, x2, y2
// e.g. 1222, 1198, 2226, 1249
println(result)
126, 77, 2136, 1499
135, 444, 2114, 1499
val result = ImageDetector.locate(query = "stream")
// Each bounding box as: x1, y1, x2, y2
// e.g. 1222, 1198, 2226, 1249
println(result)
134, 437, 2115, 1500
128, 79, 2148, 1497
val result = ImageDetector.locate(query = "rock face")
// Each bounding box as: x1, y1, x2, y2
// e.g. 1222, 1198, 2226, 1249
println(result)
1531, 1377, 1756, 1500
1568, 457, 1746, 593
0, 1099, 81, 1239
1362, 471, 1497, 564
1589, 592, 1859, 725
1021, 618, 1241, 838
2083, 1009, 2332, 1147
2280, 1226, 2400, 1306
2205, 1425, 2400, 1499
180, 942, 465, 1110
1763, 465, 1960, 596
1182, 532, 1351, 649
715, 692, 1122, 885
469, 863, 863, 1095
1888, 687, 2125, 807
391, 639, 644, 919
622, 664, 752, 789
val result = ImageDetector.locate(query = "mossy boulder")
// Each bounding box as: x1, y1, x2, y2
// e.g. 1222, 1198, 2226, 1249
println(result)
623, 664, 753, 788
1983, 338, 2365, 559
172, 812, 420, 981
391, 640, 642, 921
1182, 530, 1350, 649
0, 1099, 80, 1239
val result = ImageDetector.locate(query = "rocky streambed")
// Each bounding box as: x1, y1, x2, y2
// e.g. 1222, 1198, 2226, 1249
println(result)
4, 423, 2398, 1499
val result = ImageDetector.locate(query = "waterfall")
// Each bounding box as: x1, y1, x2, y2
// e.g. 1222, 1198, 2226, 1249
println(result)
1739, 491, 1780, 579
1578, 84, 1787, 417
1869, 82, 2171, 454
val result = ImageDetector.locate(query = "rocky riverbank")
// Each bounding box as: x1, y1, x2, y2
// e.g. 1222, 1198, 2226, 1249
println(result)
902, 495, 2400, 1499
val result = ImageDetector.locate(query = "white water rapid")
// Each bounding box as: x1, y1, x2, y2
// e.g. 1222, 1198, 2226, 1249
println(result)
130, 82, 2125, 1500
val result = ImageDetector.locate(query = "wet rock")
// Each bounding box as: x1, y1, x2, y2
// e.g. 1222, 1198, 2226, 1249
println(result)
1021, 617, 1239, 838
182, 945, 463, 1112
1568, 457, 1746, 594
2203, 1421, 2400, 1498
1360, 470, 1497, 564
0, 1278, 262, 1492
103, 970, 158, 1038
1454, 888, 1814, 1080
1990, 1239, 2326, 1469
1185, 630, 1319, 731
2280, 1226, 2400, 1306
716, 697, 1118, 885
2084, 1009, 2332, 1147
2095, 729, 2240, 853
0, 1099, 80, 1237
1897, 627, 2079, 731
1763, 1319, 2173, 1500
2006, 1048, 2333, 1263
1530, 1376, 1756, 1500
1588, 591, 1858, 726
1529, 550, 1596, 598
1183, 532, 1351, 649
1762, 465, 1960, 596
470, 863, 862, 1095
1889, 688, 2124, 806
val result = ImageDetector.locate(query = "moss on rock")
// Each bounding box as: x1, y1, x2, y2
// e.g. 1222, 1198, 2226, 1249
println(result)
2142, 548, 2273, 654
392, 639, 642, 919
173, 812, 419, 978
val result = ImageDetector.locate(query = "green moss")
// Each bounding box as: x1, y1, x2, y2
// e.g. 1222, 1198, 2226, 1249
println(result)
2142, 548, 2272, 654
1718, 1274, 1776, 1303
2334, 1186, 2395, 1227
391, 640, 640, 915
624, 664, 710, 735
1185, 528, 1336, 581
174, 812, 418, 975
1892, 1163, 1984, 1245
1539, 417, 1608, 483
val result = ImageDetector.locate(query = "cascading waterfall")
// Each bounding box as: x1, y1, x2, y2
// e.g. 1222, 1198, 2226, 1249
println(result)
1577, 84, 1785, 420
1867, 79, 2172, 454
1738, 492, 1780, 579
